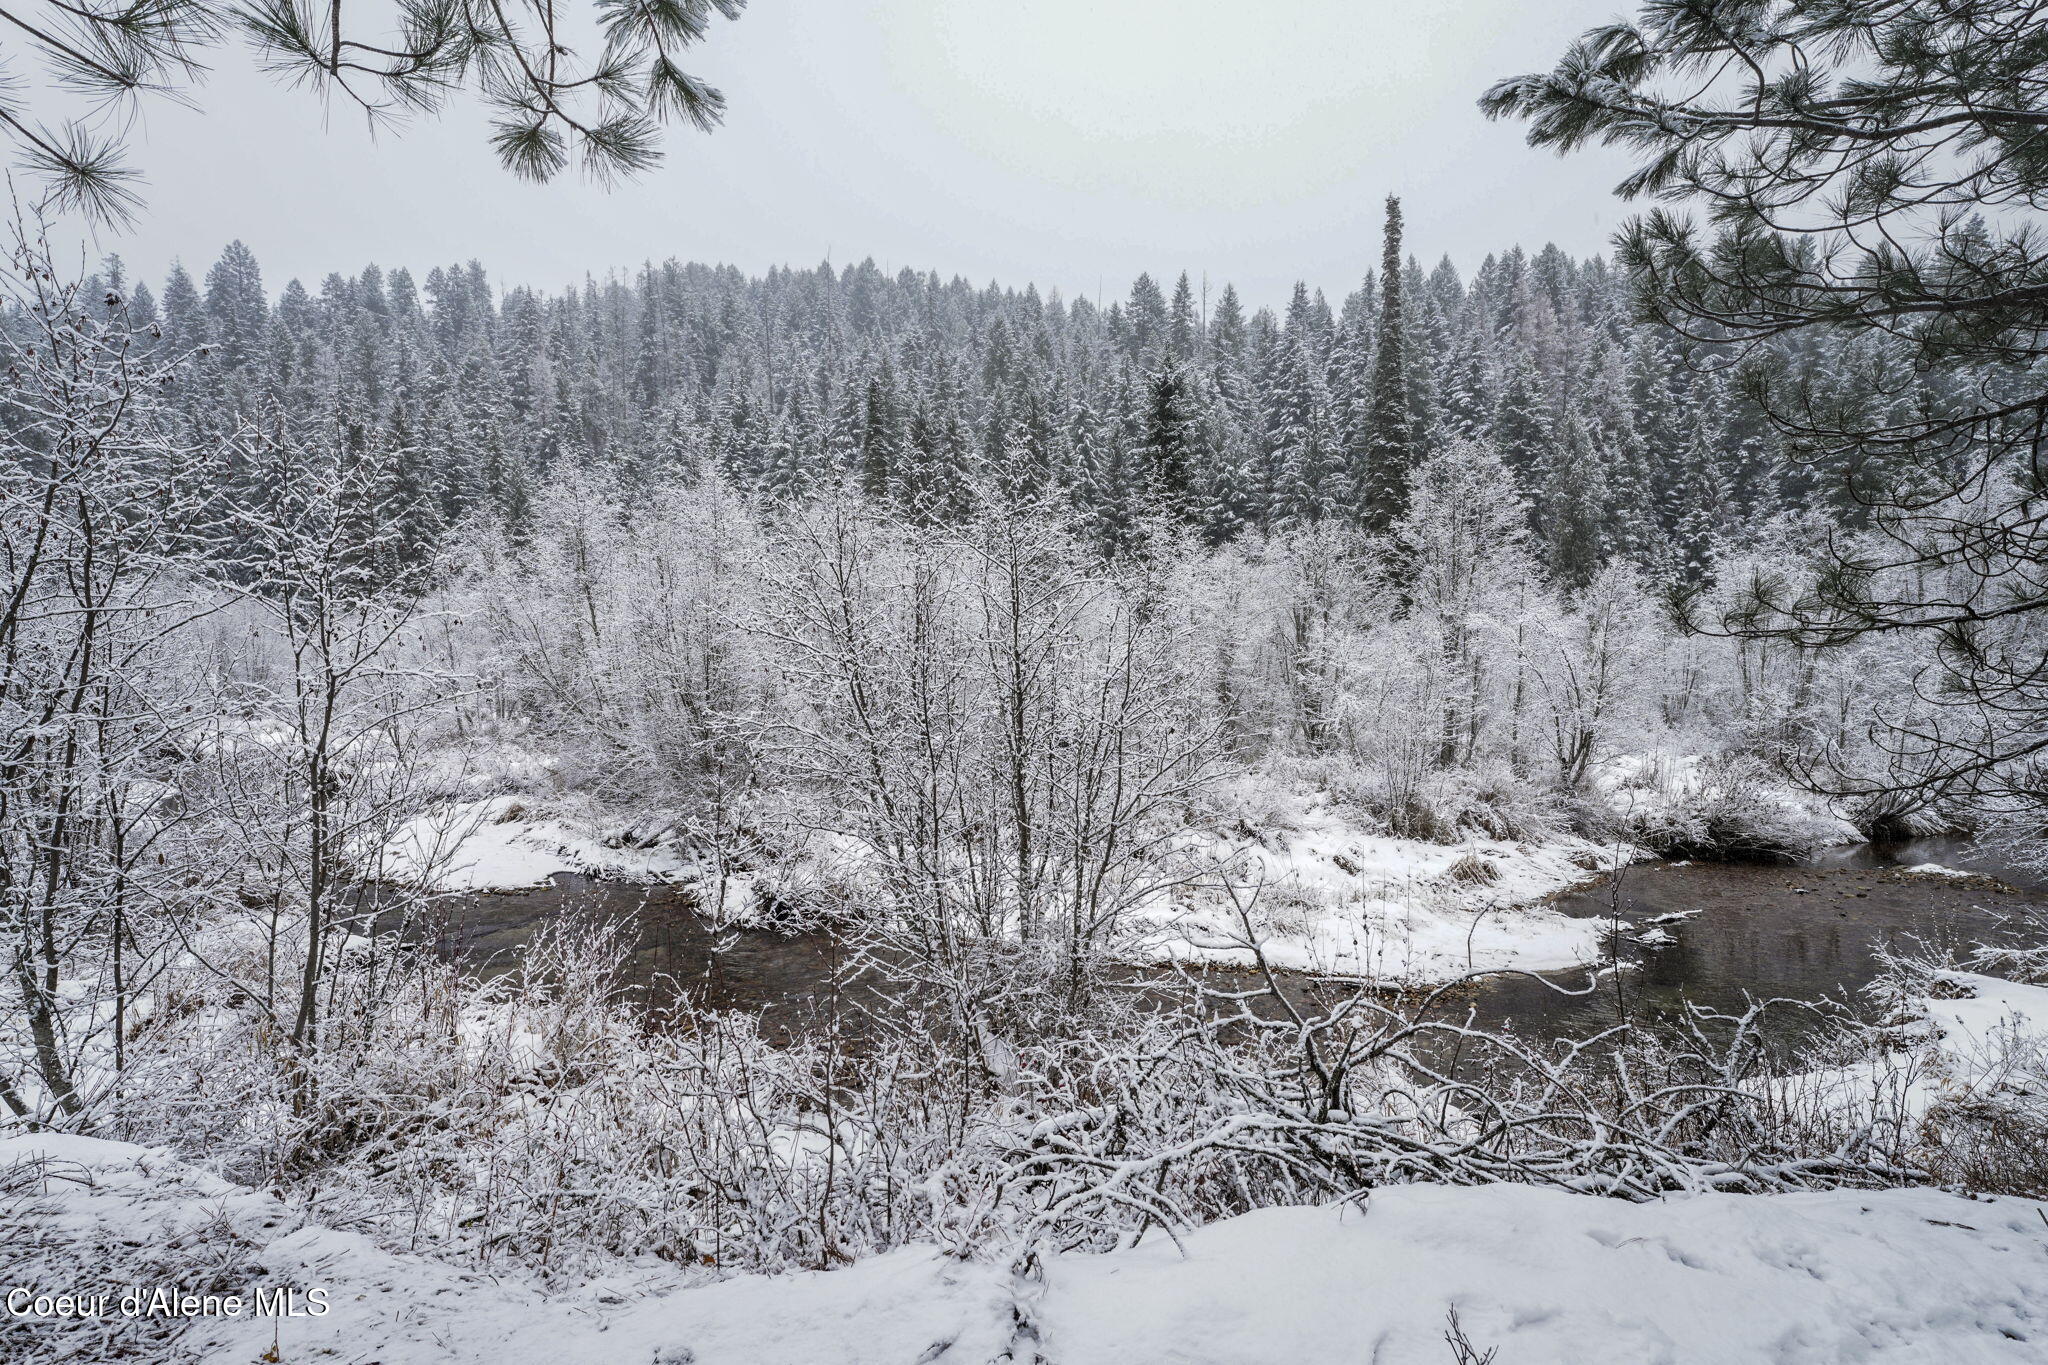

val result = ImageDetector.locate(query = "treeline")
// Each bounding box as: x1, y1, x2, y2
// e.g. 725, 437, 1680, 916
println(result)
71, 203, 1943, 585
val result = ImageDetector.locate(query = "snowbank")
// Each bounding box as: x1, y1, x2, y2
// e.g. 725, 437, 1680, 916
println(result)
379, 796, 699, 890
1595, 750, 1864, 856
1924, 971, 2048, 1052
5, 1136, 2044, 1365
1137, 799, 1624, 982
1774, 970, 2048, 1125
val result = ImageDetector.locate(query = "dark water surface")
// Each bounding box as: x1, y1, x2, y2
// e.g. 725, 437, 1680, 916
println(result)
417, 838, 2048, 1043
1466, 839, 2046, 1038
407, 876, 867, 1039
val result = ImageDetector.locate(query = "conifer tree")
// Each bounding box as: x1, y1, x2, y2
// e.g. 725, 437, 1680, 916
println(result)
1125, 273, 1170, 367
1140, 361, 1203, 521
1167, 273, 1199, 361
1361, 197, 1413, 529
1539, 409, 1611, 588
204, 241, 269, 369
159, 264, 205, 346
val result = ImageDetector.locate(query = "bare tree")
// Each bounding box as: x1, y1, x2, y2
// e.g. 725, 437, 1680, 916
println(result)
207, 413, 450, 1053
0, 216, 219, 1126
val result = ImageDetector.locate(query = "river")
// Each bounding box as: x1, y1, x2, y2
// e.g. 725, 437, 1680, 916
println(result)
1465, 838, 2045, 1038
412, 837, 2048, 1043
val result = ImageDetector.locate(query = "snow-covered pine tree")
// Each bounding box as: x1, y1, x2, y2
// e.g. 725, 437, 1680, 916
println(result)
1361, 197, 1414, 529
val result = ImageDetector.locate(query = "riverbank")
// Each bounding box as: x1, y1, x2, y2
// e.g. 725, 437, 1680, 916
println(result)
18, 818, 2048, 1365
382, 790, 1634, 985
382, 779, 2048, 1044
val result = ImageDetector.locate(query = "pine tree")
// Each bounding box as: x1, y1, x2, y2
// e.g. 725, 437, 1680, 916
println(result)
1209, 285, 1246, 370
127, 281, 158, 331
203, 241, 268, 369
1168, 273, 1199, 360
1139, 361, 1203, 520
1664, 392, 1737, 584
1492, 350, 1555, 497
1361, 197, 1414, 529
159, 263, 206, 346
1125, 273, 1168, 366
1267, 323, 1339, 531
1539, 409, 1612, 588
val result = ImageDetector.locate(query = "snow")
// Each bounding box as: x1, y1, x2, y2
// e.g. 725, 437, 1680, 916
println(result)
1768, 971, 2048, 1126
379, 796, 698, 890
1902, 862, 1974, 879
7, 1135, 2045, 1365
1042, 1187, 2048, 1365
380, 788, 1626, 983
1924, 971, 2048, 1051
1594, 749, 1865, 850
1, 1132, 167, 1171
1136, 799, 1624, 982
381, 748, 1974, 989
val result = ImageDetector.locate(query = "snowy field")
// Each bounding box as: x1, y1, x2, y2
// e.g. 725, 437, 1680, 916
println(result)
7, 1132, 2045, 1365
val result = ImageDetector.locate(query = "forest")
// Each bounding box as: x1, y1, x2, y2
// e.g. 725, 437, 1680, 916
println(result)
126, 208, 1863, 580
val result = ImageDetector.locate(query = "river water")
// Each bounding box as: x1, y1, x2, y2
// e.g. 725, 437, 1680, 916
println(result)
1465, 838, 2045, 1038
416, 838, 2047, 1043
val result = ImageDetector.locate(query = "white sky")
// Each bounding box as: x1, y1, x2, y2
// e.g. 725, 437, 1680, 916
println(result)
76, 0, 1640, 309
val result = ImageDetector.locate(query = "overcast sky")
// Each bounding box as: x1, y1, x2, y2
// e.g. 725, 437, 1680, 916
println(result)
82, 0, 1639, 309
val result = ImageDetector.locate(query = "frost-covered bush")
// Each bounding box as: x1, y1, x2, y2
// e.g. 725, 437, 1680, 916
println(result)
1743, 942, 2048, 1201
418, 471, 1974, 892
1609, 753, 1845, 861
1263, 753, 1566, 846
1868, 947, 2048, 1199
60, 913, 1942, 1285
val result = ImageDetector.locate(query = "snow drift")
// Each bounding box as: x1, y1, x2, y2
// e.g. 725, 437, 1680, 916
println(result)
5, 1135, 2044, 1365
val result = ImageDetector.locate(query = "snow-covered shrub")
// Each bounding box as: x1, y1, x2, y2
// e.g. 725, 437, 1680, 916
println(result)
1609, 753, 1844, 861
1272, 753, 1565, 846
1744, 943, 2048, 1200
1870, 948, 2048, 1198
1443, 852, 1501, 887
56, 907, 1941, 1289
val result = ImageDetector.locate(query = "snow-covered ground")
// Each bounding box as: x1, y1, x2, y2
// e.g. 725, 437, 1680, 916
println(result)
1767, 969, 2048, 1128
381, 791, 1628, 984
7, 1133, 2044, 1365
1136, 800, 1625, 980
380, 795, 702, 890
